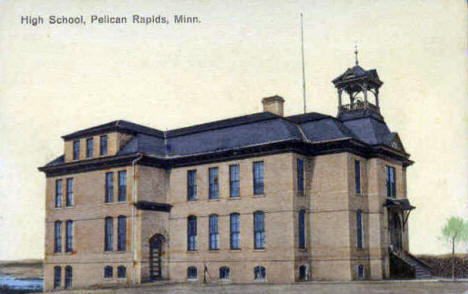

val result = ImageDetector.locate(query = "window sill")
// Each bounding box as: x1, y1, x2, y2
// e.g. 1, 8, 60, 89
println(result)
104, 201, 129, 205
227, 196, 241, 200
187, 278, 198, 281
230, 248, 241, 251
104, 251, 127, 254
208, 198, 220, 202
208, 249, 220, 252
253, 248, 266, 252
252, 194, 265, 198
187, 250, 198, 253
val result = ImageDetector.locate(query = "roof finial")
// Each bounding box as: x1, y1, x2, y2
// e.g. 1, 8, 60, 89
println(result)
354, 42, 359, 66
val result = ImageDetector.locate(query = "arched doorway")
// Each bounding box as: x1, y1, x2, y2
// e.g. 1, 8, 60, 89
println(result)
149, 234, 165, 280
389, 213, 402, 251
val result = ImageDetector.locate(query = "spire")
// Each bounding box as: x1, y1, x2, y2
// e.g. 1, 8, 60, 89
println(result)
354, 43, 359, 66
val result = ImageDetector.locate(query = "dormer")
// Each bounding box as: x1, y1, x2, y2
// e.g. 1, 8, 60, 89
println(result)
61, 120, 163, 163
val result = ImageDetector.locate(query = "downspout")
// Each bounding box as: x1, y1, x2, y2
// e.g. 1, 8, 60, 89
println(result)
132, 153, 144, 281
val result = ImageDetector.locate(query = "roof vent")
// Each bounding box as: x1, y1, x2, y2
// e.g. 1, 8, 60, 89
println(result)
261, 95, 285, 116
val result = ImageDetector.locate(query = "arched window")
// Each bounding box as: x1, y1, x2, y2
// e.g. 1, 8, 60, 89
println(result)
104, 217, 113, 251
117, 266, 126, 279
64, 266, 72, 289
187, 216, 197, 251
53, 266, 61, 289
357, 264, 364, 280
219, 266, 230, 280
187, 266, 197, 280
117, 215, 126, 251
209, 214, 219, 250
54, 221, 62, 253
298, 210, 306, 249
65, 220, 73, 253
356, 210, 363, 249
104, 266, 113, 278
254, 266, 266, 281
299, 265, 307, 281
253, 211, 265, 249
230, 213, 240, 249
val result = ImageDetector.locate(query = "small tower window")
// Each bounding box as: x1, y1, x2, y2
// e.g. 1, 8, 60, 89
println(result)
357, 264, 364, 280
187, 266, 197, 280
254, 266, 266, 281
219, 267, 230, 280
104, 266, 113, 278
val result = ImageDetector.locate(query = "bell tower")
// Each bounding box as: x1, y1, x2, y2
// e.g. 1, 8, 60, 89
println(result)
332, 48, 383, 118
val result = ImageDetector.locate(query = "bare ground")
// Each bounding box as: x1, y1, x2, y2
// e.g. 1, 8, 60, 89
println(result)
47, 280, 468, 294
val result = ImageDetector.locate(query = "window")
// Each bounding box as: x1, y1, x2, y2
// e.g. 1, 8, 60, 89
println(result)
105, 172, 113, 203
65, 220, 73, 253
253, 211, 265, 249
356, 210, 363, 249
86, 138, 93, 158
386, 166, 396, 198
357, 264, 364, 280
297, 159, 304, 195
104, 217, 113, 251
299, 265, 307, 281
209, 214, 219, 250
117, 266, 126, 279
54, 221, 62, 253
219, 267, 230, 280
117, 216, 126, 251
187, 266, 197, 280
66, 178, 73, 207
187, 216, 197, 251
100, 135, 108, 156
187, 170, 197, 201
298, 210, 305, 249
253, 161, 264, 195
254, 266, 266, 280
64, 266, 72, 289
53, 266, 61, 289
208, 167, 219, 199
355, 160, 361, 194
55, 179, 62, 208
73, 140, 80, 160
230, 213, 240, 249
118, 171, 127, 202
104, 266, 113, 278
229, 164, 240, 197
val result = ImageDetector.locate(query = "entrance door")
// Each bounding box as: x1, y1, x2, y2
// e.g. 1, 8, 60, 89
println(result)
389, 213, 402, 251
149, 234, 164, 280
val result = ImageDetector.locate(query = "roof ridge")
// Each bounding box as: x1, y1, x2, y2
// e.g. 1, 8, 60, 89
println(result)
164, 112, 281, 138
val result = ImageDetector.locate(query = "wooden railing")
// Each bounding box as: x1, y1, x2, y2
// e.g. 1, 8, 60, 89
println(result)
339, 101, 380, 113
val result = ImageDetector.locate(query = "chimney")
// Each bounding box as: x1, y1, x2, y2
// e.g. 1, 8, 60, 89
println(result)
261, 95, 285, 116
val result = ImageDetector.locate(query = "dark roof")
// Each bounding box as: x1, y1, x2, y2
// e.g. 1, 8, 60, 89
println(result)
43, 110, 408, 169
384, 199, 415, 211
332, 65, 383, 88
166, 112, 280, 138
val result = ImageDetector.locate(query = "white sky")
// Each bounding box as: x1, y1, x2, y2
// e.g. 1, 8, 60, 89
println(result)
0, 0, 467, 260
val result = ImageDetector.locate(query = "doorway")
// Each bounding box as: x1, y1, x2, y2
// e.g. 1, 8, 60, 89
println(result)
149, 234, 165, 280
389, 213, 402, 251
